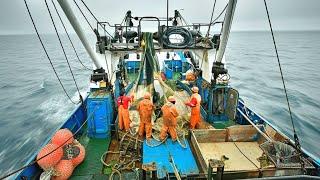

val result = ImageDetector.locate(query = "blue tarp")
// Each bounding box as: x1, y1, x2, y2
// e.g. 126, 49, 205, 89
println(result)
143, 139, 199, 178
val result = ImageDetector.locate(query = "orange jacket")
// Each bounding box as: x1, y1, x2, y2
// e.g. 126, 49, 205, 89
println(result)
117, 96, 132, 109
161, 102, 179, 126
137, 99, 154, 123
186, 93, 201, 114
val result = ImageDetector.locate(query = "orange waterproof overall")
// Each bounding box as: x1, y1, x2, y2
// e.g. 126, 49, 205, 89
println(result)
160, 102, 179, 141
137, 99, 154, 139
186, 93, 202, 129
117, 96, 132, 131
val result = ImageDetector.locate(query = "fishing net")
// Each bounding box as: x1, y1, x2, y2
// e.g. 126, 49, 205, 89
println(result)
123, 33, 195, 148
260, 141, 310, 168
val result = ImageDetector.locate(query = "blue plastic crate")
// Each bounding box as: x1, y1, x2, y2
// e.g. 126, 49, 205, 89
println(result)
87, 92, 113, 138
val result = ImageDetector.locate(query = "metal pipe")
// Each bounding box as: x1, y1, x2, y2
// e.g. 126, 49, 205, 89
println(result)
237, 108, 273, 142
57, 0, 102, 69
166, 0, 169, 27
215, 0, 237, 63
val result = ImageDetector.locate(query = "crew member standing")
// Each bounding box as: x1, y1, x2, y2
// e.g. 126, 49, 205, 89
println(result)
117, 90, 132, 131
160, 96, 179, 141
137, 92, 154, 140
185, 86, 201, 129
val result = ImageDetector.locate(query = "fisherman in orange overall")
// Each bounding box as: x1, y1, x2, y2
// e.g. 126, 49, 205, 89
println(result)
137, 92, 154, 140
160, 96, 179, 141
185, 86, 202, 129
117, 90, 132, 131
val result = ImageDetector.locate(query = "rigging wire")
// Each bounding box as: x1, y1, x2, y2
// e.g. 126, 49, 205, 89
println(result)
78, 0, 113, 37
44, 0, 83, 104
51, 0, 91, 71
102, 24, 111, 81
200, 3, 228, 70
21, 0, 77, 105
206, 0, 217, 37
73, 0, 95, 32
263, 0, 305, 172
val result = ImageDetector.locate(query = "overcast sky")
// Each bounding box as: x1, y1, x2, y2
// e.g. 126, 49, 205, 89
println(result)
0, 0, 319, 34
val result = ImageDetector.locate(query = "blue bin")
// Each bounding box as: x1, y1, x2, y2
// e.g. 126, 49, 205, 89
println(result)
87, 92, 113, 138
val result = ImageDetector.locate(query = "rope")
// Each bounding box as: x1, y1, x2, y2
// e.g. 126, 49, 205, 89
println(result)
51, 0, 91, 71
262, 0, 305, 173
103, 24, 111, 81
73, 0, 94, 32
44, 0, 83, 103
0, 103, 99, 179
45, 0, 83, 104
146, 136, 168, 147
162, 27, 193, 49
78, 0, 113, 37
209, 4, 228, 27
233, 142, 262, 174
206, 0, 217, 37
22, 0, 78, 105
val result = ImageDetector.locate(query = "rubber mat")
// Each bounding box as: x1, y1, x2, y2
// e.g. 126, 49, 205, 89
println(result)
70, 136, 110, 178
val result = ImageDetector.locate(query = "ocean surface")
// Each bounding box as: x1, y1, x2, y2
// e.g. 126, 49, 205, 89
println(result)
0, 31, 319, 177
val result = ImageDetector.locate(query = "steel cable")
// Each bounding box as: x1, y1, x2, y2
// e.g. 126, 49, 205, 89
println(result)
78, 0, 113, 37
103, 24, 111, 81
73, 0, 94, 32
21, 0, 78, 105
206, 0, 217, 37
263, 0, 305, 173
51, 0, 91, 71
45, 0, 83, 103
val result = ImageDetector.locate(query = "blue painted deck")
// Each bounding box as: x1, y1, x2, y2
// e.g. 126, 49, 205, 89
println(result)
143, 139, 199, 178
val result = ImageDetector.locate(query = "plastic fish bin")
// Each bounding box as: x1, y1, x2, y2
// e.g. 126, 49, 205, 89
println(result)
87, 92, 113, 138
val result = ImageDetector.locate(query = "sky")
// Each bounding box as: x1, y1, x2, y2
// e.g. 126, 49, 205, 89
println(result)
0, 0, 319, 34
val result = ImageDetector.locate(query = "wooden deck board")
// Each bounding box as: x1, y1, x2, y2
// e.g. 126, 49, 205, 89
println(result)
198, 142, 264, 172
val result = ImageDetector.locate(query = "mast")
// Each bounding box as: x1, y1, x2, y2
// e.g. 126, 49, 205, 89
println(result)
57, 0, 102, 69
215, 0, 237, 63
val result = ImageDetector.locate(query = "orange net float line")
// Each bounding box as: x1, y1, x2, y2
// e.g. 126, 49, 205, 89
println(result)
37, 143, 63, 170
51, 128, 74, 147
52, 160, 74, 180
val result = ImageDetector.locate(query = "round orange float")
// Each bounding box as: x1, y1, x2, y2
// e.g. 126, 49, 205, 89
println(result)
37, 143, 63, 170
51, 129, 74, 147
52, 160, 74, 180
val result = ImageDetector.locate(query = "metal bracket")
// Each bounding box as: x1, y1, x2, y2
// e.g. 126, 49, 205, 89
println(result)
142, 162, 157, 180
208, 159, 225, 180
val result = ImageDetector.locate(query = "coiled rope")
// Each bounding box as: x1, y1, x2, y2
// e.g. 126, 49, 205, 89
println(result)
162, 27, 193, 49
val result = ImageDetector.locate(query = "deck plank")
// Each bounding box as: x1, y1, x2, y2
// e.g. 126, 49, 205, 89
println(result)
198, 142, 263, 172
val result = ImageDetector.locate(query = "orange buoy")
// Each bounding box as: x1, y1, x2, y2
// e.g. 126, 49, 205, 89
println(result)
52, 160, 74, 180
51, 129, 74, 147
37, 143, 63, 170
71, 144, 86, 167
